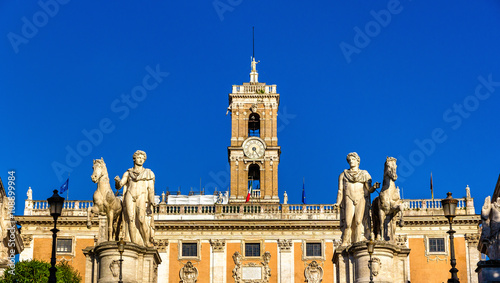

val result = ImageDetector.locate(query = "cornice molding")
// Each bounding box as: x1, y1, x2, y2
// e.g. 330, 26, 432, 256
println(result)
16, 215, 480, 230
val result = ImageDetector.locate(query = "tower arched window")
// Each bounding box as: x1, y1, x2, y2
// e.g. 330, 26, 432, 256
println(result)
248, 113, 260, 137
248, 164, 261, 198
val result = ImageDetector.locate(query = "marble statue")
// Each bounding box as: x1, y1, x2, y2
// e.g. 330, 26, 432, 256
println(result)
27, 187, 32, 200
283, 191, 288, 204
251, 58, 259, 72
372, 157, 404, 241
0, 192, 10, 261
87, 158, 123, 241
216, 192, 223, 204
479, 195, 500, 259
115, 150, 156, 247
335, 152, 380, 245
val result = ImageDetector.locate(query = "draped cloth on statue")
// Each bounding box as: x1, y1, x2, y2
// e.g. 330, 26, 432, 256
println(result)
126, 168, 155, 182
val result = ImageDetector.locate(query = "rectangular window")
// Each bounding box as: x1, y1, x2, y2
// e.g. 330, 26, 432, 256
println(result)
245, 243, 261, 257
182, 243, 198, 257
306, 243, 322, 257
56, 239, 72, 253
429, 238, 445, 253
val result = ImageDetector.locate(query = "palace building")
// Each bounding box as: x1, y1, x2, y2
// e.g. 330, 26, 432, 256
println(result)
12, 59, 482, 283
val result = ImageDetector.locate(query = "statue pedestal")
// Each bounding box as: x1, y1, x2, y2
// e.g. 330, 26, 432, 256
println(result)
83, 241, 161, 283
334, 241, 410, 283
477, 260, 500, 283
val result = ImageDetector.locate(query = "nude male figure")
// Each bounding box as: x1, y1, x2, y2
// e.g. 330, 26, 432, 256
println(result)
480, 196, 500, 259
115, 150, 155, 246
335, 152, 379, 245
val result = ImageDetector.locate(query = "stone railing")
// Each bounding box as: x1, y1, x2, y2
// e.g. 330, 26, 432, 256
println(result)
232, 84, 277, 94
402, 198, 474, 216
24, 200, 93, 216
23, 197, 474, 219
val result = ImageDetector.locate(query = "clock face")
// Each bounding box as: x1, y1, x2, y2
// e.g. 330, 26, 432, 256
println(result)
243, 138, 265, 159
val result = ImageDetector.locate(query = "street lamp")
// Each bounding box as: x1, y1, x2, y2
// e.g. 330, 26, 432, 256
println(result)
366, 238, 375, 283
117, 238, 125, 283
441, 192, 459, 283
47, 190, 65, 283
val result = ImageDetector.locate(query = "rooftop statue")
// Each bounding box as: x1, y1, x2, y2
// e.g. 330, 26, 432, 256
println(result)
479, 196, 500, 259
251, 57, 259, 72
115, 150, 156, 247
87, 158, 123, 241
335, 152, 380, 246
372, 157, 404, 241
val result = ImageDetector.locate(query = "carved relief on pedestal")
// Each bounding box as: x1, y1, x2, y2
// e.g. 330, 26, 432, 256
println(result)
304, 261, 323, 283
179, 261, 198, 283
210, 239, 226, 252
368, 257, 382, 277
110, 260, 120, 278
21, 234, 33, 248
278, 239, 292, 252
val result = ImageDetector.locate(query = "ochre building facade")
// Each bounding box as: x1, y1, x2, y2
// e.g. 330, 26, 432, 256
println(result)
15, 60, 482, 283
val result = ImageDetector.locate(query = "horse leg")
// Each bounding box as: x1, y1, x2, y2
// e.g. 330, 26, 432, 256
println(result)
86, 206, 92, 229
378, 208, 385, 241
115, 207, 123, 241
87, 206, 98, 229
108, 210, 114, 241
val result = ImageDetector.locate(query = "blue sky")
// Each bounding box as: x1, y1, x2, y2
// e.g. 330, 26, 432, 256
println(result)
1, 1, 500, 215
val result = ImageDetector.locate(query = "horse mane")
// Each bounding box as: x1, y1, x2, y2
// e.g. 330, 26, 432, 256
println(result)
94, 159, 109, 179
382, 157, 397, 190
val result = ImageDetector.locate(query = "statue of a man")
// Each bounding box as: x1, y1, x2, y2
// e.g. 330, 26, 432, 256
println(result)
335, 152, 379, 245
479, 196, 500, 259
115, 150, 155, 247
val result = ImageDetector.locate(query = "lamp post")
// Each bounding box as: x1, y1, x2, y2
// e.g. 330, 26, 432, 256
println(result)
47, 190, 65, 283
441, 192, 459, 283
117, 238, 125, 283
366, 238, 375, 283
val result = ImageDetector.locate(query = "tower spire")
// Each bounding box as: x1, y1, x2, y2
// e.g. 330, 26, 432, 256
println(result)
250, 27, 259, 83
252, 26, 255, 60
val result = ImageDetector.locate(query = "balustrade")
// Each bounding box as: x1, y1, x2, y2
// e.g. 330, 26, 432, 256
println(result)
24, 197, 471, 218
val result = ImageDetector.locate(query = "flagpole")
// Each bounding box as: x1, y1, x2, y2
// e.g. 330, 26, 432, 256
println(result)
430, 172, 434, 201
66, 174, 70, 200
251, 179, 254, 206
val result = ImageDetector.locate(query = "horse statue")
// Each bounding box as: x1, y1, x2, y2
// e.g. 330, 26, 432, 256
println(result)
372, 157, 404, 241
87, 158, 123, 241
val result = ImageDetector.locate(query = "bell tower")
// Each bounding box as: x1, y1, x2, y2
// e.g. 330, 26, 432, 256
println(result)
227, 57, 280, 203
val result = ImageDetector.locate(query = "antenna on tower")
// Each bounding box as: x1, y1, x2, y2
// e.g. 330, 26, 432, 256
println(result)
252, 26, 255, 59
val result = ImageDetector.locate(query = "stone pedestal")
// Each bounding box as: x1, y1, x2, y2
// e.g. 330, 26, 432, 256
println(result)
334, 241, 410, 283
83, 241, 161, 283
477, 260, 500, 283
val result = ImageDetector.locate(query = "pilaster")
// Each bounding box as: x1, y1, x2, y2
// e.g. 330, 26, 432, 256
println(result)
210, 239, 226, 283
278, 239, 293, 283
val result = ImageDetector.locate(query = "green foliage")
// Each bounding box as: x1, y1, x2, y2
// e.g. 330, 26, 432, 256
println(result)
0, 259, 82, 283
